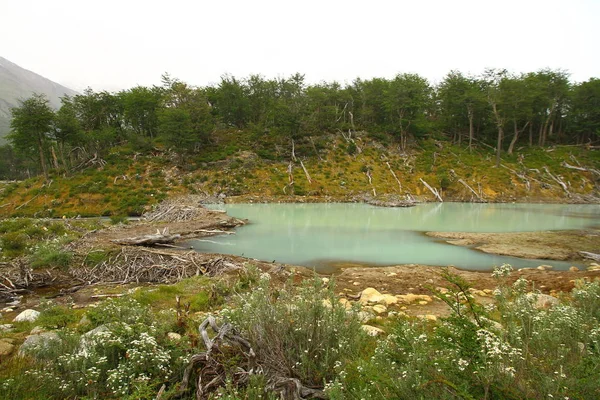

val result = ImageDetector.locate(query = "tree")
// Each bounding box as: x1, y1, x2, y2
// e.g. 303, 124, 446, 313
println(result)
8, 94, 55, 177
569, 78, 600, 144
385, 73, 432, 151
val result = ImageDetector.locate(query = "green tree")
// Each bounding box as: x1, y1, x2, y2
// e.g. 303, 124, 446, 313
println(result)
8, 94, 55, 177
569, 78, 600, 143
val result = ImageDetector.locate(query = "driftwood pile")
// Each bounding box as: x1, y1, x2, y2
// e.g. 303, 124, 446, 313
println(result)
71, 247, 242, 285
143, 196, 215, 223
179, 316, 326, 400
0, 260, 55, 302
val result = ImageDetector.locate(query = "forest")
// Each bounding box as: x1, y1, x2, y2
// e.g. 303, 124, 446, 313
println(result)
2, 68, 599, 180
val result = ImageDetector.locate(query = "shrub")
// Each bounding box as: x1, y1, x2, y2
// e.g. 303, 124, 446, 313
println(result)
30, 245, 73, 269
1, 231, 28, 255
222, 275, 369, 389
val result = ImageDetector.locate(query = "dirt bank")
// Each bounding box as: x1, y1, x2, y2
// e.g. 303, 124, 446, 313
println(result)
427, 229, 600, 261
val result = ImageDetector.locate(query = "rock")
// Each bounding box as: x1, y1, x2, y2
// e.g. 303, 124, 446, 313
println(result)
0, 324, 14, 332
321, 277, 330, 286
417, 300, 429, 305
0, 340, 15, 357
30, 326, 45, 335
436, 287, 449, 294
416, 314, 437, 322
322, 299, 332, 309
359, 288, 383, 304
13, 309, 40, 323
360, 288, 399, 306
396, 294, 433, 304
379, 294, 399, 306
483, 289, 493, 295
569, 266, 579, 272
356, 311, 374, 323
587, 264, 600, 272
372, 304, 387, 314
339, 298, 352, 310
19, 332, 60, 354
361, 325, 385, 337
386, 272, 398, 277
352, 282, 360, 286
79, 315, 91, 326
526, 293, 559, 309
537, 265, 553, 271
167, 332, 182, 341
1, 308, 14, 313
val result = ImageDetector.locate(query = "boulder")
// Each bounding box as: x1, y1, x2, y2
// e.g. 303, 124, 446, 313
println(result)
416, 314, 437, 322
361, 325, 385, 337
537, 265, 554, 271
569, 266, 579, 272
0, 324, 14, 332
359, 288, 383, 303
0, 340, 15, 357
13, 309, 40, 323
526, 293, 559, 309
587, 264, 600, 272
19, 332, 60, 354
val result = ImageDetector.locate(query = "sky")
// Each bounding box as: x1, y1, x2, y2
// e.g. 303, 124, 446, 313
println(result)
1, 0, 598, 92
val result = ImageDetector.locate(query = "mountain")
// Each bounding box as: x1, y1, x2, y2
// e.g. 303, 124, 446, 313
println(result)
0, 56, 78, 143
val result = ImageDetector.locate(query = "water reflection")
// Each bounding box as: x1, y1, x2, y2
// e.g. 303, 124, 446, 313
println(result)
188, 203, 600, 271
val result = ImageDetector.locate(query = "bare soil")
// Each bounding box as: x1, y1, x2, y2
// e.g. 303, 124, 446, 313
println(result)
426, 229, 600, 261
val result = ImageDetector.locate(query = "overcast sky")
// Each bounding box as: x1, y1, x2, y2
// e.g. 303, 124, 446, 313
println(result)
1, 0, 598, 92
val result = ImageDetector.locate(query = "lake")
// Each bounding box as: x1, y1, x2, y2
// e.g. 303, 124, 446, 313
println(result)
186, 203, 600, 272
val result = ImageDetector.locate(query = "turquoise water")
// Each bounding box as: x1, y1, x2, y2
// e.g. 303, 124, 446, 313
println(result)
186, 203, 600, 271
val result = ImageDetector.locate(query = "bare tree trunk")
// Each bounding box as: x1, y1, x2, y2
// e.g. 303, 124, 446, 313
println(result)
420, 178, 443, 202
38, 136, 48, 178
528, 123, 533, 147
508, 121, 529, 155
467, 105, 474, 152
490, 102, 503, 167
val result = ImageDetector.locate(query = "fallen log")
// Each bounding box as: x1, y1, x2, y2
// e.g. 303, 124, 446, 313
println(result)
111, 228, 181, 246
420, 178, 443, 202
579, 251, 600, 263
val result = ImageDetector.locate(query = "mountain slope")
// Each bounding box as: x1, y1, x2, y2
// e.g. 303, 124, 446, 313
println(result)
0, 56, 78, 142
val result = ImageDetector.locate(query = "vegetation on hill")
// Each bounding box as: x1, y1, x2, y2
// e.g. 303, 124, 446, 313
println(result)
0, 69, 598, 179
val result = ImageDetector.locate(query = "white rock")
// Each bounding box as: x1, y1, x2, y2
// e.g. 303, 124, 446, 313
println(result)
30, 326, 45, 335
19, 332, 60, 354
0, 324, 14, 332
526, 293, 559, 309
167, 332, 182, 341
13, 309, 40, 323
356, 311, 375, 323
361, 325, 385, 336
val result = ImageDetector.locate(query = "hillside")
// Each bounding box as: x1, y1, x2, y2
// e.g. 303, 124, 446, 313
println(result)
0, 133, 598, 218
0, 56, 78, 142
